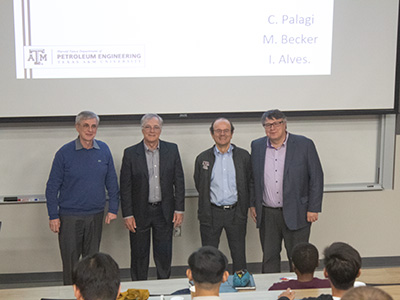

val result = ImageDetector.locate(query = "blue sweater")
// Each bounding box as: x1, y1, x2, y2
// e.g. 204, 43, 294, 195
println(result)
46, 139, 119, 220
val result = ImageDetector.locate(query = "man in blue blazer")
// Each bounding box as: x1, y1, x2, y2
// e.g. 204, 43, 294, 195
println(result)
251, 109, 323, 273
120, 113, 185, 280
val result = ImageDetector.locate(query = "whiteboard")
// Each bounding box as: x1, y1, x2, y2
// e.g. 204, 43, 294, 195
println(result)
0, 115, 393, 198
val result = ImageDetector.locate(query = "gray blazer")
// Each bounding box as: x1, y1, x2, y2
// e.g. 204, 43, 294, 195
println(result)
251, 133, 323, 230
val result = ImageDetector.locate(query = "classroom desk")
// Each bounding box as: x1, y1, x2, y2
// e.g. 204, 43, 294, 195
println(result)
358, 267, 400, 285
0, 271, 325, 300
357, 267, 400, 300
1, 268, 400, 300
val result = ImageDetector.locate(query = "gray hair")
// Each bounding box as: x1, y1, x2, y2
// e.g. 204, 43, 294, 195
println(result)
261, 109, 287, 125
75, 111, 100, 125
141, 113, 163, 127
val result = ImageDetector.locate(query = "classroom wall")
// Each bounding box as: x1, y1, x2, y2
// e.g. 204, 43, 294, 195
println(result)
0, 117, 399, 274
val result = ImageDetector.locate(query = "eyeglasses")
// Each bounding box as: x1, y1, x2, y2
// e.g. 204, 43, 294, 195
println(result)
143, 125, 161, 131
214, 129, 231, 135
263, 120, 285, 129
81, 123, 98, 130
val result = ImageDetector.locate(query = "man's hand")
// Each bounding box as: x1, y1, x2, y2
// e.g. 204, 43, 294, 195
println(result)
49, 218, 60, 233
250, 207, 257, 223
279, 288, 295, 300
105, 212, 117, 224
124, 216, 137, 233
307, 212, 319, 223
173, 212, 184, 228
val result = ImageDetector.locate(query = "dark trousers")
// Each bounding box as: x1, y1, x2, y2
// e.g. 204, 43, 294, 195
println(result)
129, 205, 173, 281
259, 206, 310, 273
59, 212, 104, 285
200, 205, 247, 273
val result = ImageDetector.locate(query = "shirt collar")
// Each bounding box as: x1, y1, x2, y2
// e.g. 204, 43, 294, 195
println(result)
75, 137, 100, 150
144, 142, 160, 152
267, 132, 289, 149
214, 143, 234, 155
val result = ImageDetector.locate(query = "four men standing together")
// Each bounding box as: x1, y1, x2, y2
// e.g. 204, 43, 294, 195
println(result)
46, 109, 323, 284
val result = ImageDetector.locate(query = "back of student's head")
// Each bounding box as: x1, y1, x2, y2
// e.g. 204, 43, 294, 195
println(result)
323, 242, 361, 291
292, 242, 319, 274
188, 246, 228, 285
72, 252, 120, 300
342, 286, 393, 300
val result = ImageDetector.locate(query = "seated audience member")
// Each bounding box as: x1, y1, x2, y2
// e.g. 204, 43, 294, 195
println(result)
269, 242, 330, 290
341, 286, 393, 300
278, 242, 362, 300
72, 252, 121, 300
186, 246, 230, 299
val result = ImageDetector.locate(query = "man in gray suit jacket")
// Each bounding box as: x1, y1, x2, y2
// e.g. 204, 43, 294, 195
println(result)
120, 113, 185, 281
251, 110, 323, 273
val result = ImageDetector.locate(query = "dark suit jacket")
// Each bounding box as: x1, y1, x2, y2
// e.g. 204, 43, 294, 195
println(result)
251, 134, 323, 230
193, 145, 253, 226
120, 140, 185, 225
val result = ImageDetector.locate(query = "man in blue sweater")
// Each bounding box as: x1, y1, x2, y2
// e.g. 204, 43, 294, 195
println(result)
46, 111, 119, 285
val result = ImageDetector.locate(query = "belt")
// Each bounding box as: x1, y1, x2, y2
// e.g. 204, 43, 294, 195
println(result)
263, 206, 283, 210
211, 202, 237, 210
148, 202, 162, 207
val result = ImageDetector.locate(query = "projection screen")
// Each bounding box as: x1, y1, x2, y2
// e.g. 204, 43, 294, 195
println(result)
0, 0, 398, 118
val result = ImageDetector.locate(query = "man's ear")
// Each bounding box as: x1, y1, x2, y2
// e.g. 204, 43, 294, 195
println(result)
186, 269, 193, 281
356, 269, 361, 279
116, 284, 121, 300
73, 285, 83, 300
221, 271, 229, 283
292, 263, 297, 272
323, 267, 328, 279
293, 265, 302, 277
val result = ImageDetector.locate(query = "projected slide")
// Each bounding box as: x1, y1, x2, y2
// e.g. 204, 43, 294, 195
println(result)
14, 0, 334, 79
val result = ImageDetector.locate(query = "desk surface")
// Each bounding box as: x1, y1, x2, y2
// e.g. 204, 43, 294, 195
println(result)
1, 268, 400, 300
0, 272, 318, 300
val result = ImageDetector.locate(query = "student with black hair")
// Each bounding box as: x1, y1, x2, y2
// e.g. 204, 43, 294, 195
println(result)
269, 242, 330, 290
186, 246, 229, 300
278, 242, 362, 300
72, 252, 121, 300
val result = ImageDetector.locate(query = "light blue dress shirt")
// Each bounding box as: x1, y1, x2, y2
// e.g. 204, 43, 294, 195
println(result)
210, 144, 238, 206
